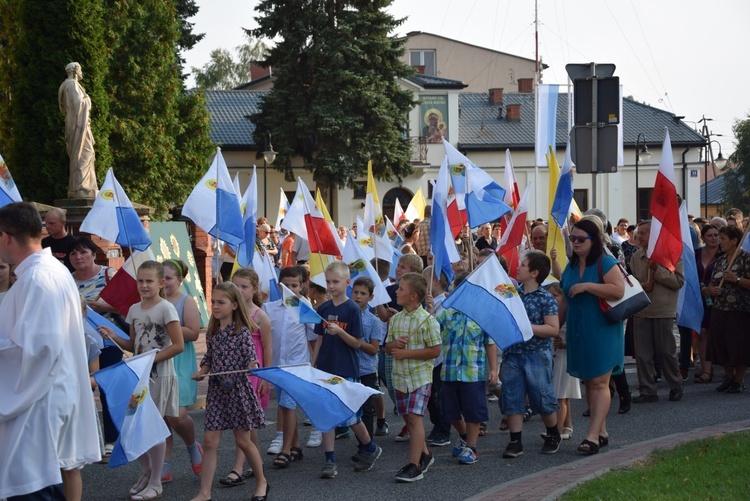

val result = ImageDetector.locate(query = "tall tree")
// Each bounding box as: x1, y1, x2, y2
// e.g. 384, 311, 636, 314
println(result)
1, 0, 111, 202
104, 0, 213, 217
192, 33, 269, 90
723, 115, 750, 212
251, 0, 415, 188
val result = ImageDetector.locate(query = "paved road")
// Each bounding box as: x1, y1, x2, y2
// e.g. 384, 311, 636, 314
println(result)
82, 366, 750, 501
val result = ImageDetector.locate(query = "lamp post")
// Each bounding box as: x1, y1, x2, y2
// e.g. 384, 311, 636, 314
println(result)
634, 133, 651, 222
262, 131, 277, 217
698, 116, 727, 218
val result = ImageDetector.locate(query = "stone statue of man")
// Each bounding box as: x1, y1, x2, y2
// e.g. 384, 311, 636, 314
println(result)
58, 62, 98, 199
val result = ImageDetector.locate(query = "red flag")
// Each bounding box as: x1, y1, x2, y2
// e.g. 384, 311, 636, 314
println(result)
647, 128, 682, 272
99, 249, 156, 316
497, 183, 530, 257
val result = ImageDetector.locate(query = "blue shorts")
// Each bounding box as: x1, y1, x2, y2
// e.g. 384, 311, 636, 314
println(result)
500, 351, 557, 416
277, 386, 297, 410
441, 380, 489, 423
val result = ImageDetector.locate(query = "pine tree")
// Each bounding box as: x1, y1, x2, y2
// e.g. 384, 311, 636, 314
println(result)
104, 0, 213, 217
723, 115, 750, 212
251, 0, 415, 188
1, 0, 111, 202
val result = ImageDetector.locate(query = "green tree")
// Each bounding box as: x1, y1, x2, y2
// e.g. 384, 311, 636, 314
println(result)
723, 115, 750, 212
251, 0, 415, 188
104, 0, 213, 217
0, 0, 111, 202
192, 32, 268, 90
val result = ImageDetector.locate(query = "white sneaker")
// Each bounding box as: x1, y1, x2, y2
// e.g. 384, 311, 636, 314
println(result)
306, 428, 323, 448
267, 434, 283, 455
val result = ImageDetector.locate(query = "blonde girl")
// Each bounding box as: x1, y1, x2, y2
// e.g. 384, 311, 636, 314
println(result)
220, 268, 273, 485
100, 261, 184, 501
191, 282, 268, 501
161, 259, 203, 482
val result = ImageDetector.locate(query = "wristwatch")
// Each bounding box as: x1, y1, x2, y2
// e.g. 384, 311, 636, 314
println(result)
737, 277, 742, 284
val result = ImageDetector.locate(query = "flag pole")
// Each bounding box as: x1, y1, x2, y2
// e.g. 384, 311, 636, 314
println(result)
110, 172, 141, 283
718, 223, 750, 288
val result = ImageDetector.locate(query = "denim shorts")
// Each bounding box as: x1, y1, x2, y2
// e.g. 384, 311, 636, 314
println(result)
441, 380, 489, 423
500, 351, 557, 416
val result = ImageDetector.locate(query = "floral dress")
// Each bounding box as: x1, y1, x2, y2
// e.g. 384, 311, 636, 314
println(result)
201, 323, 266, 431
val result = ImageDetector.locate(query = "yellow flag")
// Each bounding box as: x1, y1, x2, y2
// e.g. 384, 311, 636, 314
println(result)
315, 188, 334, 223
545, 146, 568, 271
366, 160, 380, 204
404, 186, 426, 221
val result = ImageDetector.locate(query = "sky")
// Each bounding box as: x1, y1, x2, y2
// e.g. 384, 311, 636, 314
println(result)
182, 0, 749, 157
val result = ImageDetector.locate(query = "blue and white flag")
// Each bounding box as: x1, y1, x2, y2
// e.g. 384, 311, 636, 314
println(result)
0, 154, 22, 208
385, 216, 403, 248
430, 161, 460, 285
342, 230, 391, 307
442, 253, 533, 350
281, 283, 323, 324
251, 363, 381, 432
84, 306, 129, 348
742, 231, 750, 254
93, 350, 170, 468
183, 147, 245, 247
550, 142, 575, 229
535, 84, 559, 166
79, 168, 151, 251
252, 249, 280, 303
237, 166, 258, 268
676, 201, 704, 332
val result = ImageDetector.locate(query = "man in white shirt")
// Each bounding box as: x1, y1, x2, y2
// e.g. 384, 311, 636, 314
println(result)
0, 202, 100, 500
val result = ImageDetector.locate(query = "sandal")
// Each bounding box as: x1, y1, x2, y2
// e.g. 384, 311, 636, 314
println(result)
101, 443, 114, 464
290, 446, 303, 462
242, 469, 255, 479
499, 417, 509, 431
218, 470, 245, 487
131, 485, 162, 501
577, 439, 599, 455
561, 426, 573, 440
694, 372, 712, 384
272, 452, 292, 468
129, 474, 150, 495
191, 442, 203, 475
479, 422, 487, 436
598, 435, 609, 448
582, 408, 591, 417
619, 394, 631, 414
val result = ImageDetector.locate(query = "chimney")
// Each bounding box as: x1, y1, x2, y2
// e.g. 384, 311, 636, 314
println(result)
506, 104, 521, 122
489, 88, 504, 104
517, 78, 533, 93
414, 65, 426, 75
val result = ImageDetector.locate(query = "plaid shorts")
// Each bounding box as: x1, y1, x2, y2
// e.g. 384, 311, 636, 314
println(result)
395, 384, 432, 416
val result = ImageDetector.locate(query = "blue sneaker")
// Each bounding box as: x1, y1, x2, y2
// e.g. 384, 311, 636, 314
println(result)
452, 438, 468, 458
458, 447, 478, 465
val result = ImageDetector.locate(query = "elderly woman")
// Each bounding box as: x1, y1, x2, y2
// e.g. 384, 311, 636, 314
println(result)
256, 223, 279, 264
561, 218, 624, 454
475, 223, 497, 251
69, 236, 123, 461
707, 225, 750, 393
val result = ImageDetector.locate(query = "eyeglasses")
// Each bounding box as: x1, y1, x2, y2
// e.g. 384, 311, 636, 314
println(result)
568, 235, 594, 244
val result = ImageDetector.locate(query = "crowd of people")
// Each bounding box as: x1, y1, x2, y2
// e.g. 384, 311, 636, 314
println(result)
1, 200, 748, 500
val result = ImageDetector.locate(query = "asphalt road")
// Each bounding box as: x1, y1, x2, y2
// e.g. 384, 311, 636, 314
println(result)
81, 366, 750, 501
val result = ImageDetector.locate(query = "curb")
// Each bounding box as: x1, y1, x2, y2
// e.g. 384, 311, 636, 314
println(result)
466, 419, 750, 501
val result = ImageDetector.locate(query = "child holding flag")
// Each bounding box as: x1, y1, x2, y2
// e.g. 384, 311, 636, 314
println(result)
190, 282, 268, 501
313, 262, 382, 479
100, 261, 184, 501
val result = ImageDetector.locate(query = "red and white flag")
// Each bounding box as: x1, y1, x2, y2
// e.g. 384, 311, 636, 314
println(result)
99, 248, 157, 317
647, 128, 682, 273
503, 149, 521, 209
393, 198, 405, 225
497, 183, 530, 256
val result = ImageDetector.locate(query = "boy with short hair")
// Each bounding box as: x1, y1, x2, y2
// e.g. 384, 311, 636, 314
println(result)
313, 262, 381, 479
351, 277, 386, 443
436, 272, 498, 465
501, 250, 561, 458
385, 273, 441, 482
263, 267, 317, 462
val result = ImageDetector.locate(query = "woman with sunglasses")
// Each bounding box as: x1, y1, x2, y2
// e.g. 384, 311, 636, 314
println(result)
560, 217, 625, 455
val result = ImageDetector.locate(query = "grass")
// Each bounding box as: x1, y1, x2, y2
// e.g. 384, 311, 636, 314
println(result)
561, 432, 750, 500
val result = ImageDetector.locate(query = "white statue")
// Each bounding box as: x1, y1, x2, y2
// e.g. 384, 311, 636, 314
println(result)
58, 62, 98, 199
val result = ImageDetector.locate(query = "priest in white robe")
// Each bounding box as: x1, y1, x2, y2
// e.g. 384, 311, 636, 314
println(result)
0, 202, 100, 499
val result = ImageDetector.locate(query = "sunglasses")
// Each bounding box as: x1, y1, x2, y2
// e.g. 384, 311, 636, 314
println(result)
568, 235, 594, 244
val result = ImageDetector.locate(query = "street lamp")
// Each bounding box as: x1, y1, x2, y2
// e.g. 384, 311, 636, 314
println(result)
634, 133, 651, 222
262, 131, 277, 217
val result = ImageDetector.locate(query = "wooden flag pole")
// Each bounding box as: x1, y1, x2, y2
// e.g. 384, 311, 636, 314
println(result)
718, 223, 750, 288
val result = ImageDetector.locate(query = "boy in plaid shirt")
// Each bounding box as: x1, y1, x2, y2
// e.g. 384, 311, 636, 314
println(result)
385, 273, 441, 482
435, 272, 498, 465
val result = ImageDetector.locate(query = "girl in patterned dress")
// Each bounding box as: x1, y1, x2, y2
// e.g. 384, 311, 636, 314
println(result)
221, 268, 273, 485
190, 282, 268, 501
100, 261, 184, 501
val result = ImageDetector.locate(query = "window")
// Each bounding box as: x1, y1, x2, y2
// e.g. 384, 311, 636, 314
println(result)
573, 189, 588, 213
409, 50, 436, 76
